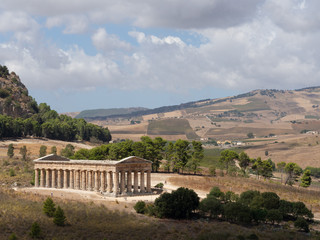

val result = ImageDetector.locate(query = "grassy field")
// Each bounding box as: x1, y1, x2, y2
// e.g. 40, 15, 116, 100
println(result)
147, 119, 198, 140
232, 98, 271, 112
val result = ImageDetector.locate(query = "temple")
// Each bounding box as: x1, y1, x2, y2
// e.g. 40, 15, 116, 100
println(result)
33, 154, 152, 197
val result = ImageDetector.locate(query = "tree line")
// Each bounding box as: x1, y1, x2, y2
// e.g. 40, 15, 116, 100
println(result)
135, 186, 313, 233
72, 137, 204, 173
218, 150, 312, 188
0, 102, 111, 142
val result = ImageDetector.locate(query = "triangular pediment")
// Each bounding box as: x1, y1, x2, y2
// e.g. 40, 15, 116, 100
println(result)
34, 154, 70, 162
116, 156, 152, 165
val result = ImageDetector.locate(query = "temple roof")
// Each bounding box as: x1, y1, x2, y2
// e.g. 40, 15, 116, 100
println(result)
34, 155, 152, 165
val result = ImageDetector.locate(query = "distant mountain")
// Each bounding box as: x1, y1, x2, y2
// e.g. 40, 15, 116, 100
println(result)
99, 87, 320, 141
75, 107, 149, 120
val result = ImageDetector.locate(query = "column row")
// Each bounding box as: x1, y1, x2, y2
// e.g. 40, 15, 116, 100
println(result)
35, 169, 152, 195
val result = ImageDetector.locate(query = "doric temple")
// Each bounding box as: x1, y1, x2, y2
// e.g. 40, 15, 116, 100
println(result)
33, 154, 152, 197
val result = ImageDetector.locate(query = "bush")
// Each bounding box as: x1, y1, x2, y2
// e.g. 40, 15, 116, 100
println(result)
43, 197, 56, 217
53, 206, 66, 226
155, 182, 164, 189
0, 88, 9, 98
209, 166, 216, 176
266, 209, 283, 224
9, 168, 15, 177
8, 233, 17, 240
199, 196, 223, 218
134, 201, 146, 214
29, 222, 41, 238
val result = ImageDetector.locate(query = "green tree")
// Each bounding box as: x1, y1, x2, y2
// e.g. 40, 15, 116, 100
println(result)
51, 146, 57, 154
43, 197, 56, 217
300, 170, 312, 188
266, 209, 283, 224
238, 152, 250, 173
53, 206, 66, 226
61, 144, 75, 158
199, 196, 223, 219
219, 150, 239, 174
294, 217, 310, 232
172, 139, 191, 173
247, 132, 254, 138
277, 161, 286, 184
39, 145, 47, 157
7, 143, 14, 158
261, 192, 280, 210
260, 160, 273, 179
19, 145, 27, 161
285, 162, 302, 185
154, 187, 199, 219
187, 141, 204, 174
29, 221, 41, 238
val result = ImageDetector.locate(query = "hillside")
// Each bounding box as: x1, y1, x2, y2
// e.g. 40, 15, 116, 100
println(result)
75, 107, 148, 120
0, 65, 37, 118
0, 65, 111, 143
87, 87, 320, 141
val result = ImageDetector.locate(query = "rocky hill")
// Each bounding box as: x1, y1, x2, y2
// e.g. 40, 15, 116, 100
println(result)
0, 65, 37, 118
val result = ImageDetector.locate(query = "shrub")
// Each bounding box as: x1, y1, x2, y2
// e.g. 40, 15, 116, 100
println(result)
134, 201, 146, 214
8, 233, 17, 240
266, 209, 283, 224
29, 222, 41, 238
199, 196, 223, 219
0, 88, 9, 98
155, 182, 164, 189
43, 197, 56, 217
53, 206, 66, 226
9, 168, 15, 177
209, 166, 216, 176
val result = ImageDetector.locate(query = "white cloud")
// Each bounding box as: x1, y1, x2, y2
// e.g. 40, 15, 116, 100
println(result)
92, 28, 131, 53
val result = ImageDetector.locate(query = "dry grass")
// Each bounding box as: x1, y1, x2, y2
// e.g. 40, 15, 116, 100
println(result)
0, 188, 315, 240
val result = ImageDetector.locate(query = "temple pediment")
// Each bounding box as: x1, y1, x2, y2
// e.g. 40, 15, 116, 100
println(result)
116, 156, 152, 165
35, 154, 70, 162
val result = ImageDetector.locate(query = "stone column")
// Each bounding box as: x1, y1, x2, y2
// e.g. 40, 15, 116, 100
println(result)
113, 171, 119, 196
88, 171, 93, 191
46, 169, 50, 188
127, 171, 132, 193
63, 170, 68, 189
81, 171, 86, 190
100, 171, 106, 192
35, 169, 39, 187
57, 170, 62, 188
94, 171, 99, 191
140, 171, 145, 193
40, 169, 45, 187
120, 171, 125, 194
52, 169, 56, 188
75, 170, 80, 190
70, 170, 74, 189
107, 171, 113, 193
147, 170, 151, 193
133, 170, 138, 193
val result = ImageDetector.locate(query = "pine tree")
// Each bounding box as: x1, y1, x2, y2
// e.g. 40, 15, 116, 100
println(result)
29, 221, 41, 238
43, 197, 56, 217
53, 206, 66, 226
7, 144, 14, 158
300, 170, 312, 188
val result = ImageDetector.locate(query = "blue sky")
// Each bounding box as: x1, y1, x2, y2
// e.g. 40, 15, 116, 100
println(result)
1, 0, 319, 113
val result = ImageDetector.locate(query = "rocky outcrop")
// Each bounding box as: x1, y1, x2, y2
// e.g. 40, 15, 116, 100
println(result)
0, 71, 37, 118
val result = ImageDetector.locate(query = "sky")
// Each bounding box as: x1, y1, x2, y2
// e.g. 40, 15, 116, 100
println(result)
0, 0, 320, 113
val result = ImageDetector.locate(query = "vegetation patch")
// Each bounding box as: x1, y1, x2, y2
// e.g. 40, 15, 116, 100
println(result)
232, 98, 270, 112
147, 118, 198, 139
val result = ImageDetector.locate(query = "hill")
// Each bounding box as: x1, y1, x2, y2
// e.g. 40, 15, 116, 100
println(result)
86, 87, 320, 141
0, 65, 111, 143
0, 65, 38, 118
75, 107, 148, 120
